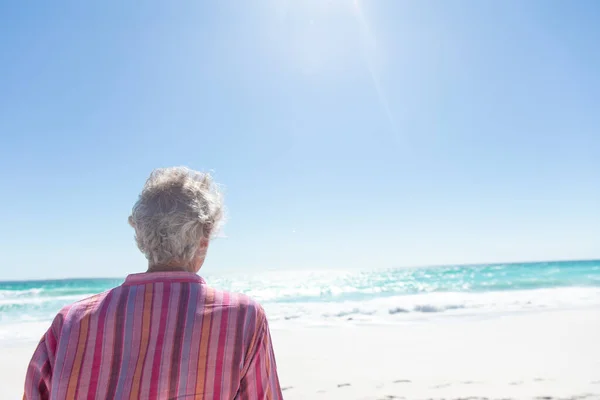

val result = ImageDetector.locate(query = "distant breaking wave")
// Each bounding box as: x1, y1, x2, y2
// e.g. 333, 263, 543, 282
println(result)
262, 286, 600, 327
1, 261, 599, 335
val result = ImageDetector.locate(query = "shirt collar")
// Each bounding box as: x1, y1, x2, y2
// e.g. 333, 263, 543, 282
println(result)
123, 271, 206, 286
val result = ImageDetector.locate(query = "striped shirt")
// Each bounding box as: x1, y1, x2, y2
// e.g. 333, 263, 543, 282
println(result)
23, 272, 283, 400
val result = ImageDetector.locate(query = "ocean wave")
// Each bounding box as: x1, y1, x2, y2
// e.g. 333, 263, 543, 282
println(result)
1, 286, 600, 343
0, 288, 45, 299
1, 261, 599, 330
210, 261, 600, 304
0, 293, 95, 307
0, 294, 97, 324
0, 278, 122, 299
262, 286, 600, 325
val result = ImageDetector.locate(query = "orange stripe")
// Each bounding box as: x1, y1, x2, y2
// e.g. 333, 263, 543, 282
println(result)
265, 348, 273, 400
65, 314, 90, 399
195, 288, 215, 397
129, 285, 152, 399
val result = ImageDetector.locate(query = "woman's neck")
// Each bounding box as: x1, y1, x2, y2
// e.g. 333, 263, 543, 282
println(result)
147, 264, 193, 273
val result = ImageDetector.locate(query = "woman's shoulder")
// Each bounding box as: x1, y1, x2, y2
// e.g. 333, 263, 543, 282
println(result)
205, 286, 267, 319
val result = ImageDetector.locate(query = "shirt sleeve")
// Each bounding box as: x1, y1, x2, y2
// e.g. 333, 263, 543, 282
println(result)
236, 312, 283, 400
23, 319, 60, 400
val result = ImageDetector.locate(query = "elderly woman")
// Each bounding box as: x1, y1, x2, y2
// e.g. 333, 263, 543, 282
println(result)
24, 167, 283, 399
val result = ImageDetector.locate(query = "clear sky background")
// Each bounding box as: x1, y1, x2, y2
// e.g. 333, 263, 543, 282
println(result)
1, 1, 599, 280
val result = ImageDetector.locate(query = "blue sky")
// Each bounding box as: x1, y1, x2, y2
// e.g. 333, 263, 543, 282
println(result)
1, 1, 599, 280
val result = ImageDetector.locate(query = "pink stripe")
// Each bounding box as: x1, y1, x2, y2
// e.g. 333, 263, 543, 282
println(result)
136, 283, 156, 398
119, 284, 145, 399
76, 297, 101, 395
255, 349, 263, 398
73, 306, 94, 398
225, 294, 246, 394
94, 288, 121, 400
200, 288, 217, 395
158, 283, 181, 394
185, 286, 205, 391
148, 282, 171, 399
212, 291, 230, 398
55, 307, 81, 399
45, 318, 59, 360
140, 282, 163, 399
204, 290, 223, 395
86, 289, 114, 398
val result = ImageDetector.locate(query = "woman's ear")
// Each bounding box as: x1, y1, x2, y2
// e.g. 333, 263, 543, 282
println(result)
199, 237, 209, 249
128, 216, 136, 228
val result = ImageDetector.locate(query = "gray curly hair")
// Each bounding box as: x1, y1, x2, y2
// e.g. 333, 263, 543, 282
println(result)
129, 167, 224, 266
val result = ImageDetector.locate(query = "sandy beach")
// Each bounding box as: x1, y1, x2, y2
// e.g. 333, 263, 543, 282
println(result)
273, 309, 600, 400
3, 308, 599, 399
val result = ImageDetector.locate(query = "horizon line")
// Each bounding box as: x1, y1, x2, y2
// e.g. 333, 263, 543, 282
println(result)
1, 257, 599, 283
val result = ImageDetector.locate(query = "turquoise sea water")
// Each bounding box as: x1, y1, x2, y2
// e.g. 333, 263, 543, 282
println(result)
1, 260, 600, 341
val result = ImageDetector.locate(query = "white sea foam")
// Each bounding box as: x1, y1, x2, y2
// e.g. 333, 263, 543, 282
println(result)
0, 288, 44, 299
0, 293, 94, 306
263, 286, 600, 327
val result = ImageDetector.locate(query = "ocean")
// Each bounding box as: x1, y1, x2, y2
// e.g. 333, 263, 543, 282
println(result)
2, 260, 600, 343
